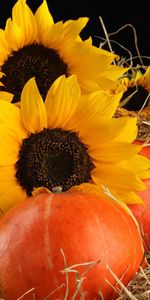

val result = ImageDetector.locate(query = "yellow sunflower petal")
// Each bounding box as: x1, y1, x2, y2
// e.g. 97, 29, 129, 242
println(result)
95, 76, 119, 91
66, 41, 116, 77
5, 18, 25, 51
69, 182, 104, 197
142, 66, 150, 90
86, 90, 122, 119
0, 165, 16, 182
21, 78, 47, 133
0, 100, 27, 140
64, 91, 123, 131
89, 142, 142, 162
112, 190, 144, 205
35, 0, 54, 41
63, 18, 89, 42
0, 128, 20, 165
0, 178, 17, 195
0, 184, 27, 213
45, 75, 80, 128
124, 192, 144, 205
42, 21, 64, 49
0, 125, 22, 145
75, 77, 101, 94
116, 154, 150, 179
0, 29, 9, 51
100, 65, 129, 82
97, 46, 118, 61
139, 170, 150, 179
135, 70, 143, 81
61, 41, 122, 93
0, 91, 14, 102
97, 65, 129, 91
113, 117, 138, 142
78, 117, 137, 146
0, 29, 11, 65
0, 72, 4, 78
12, 0, 37, 45
131, 193, 145, 205
92, 164, 145, 192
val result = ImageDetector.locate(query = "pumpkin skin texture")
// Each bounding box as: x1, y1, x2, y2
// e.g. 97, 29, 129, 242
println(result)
128, 178, 150, 252
129, 140, 150, 252
134, 140, 150, 159
0, 192, 144, 300
140, 145, 150, 159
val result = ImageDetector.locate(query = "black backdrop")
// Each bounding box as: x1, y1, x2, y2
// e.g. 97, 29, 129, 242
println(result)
0, 0, 149, 63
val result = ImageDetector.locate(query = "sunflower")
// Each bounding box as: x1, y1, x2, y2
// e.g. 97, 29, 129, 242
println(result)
0, 0, 128, 104
0, 74, 149, 213
114, 66, 150, 141
116, 67, 150, 115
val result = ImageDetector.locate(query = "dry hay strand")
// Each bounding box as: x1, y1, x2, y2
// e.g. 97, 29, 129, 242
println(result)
0, 18, 150, 300
0, 252, 149, 300
98, 17, 150, 143
116, 254, 150, 300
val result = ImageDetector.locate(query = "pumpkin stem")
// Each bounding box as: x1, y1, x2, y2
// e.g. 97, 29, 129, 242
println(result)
52, 186, 63, 193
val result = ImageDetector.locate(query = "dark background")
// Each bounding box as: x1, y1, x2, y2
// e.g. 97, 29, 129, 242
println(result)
0, 0, 149, 65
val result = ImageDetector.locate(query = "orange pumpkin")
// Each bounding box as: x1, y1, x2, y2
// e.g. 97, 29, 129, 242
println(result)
129, 178, 150, 252
0, 192, 144, 300
128, 140, 150, 252
134, 139, 150, 159
140, 144, 150, 159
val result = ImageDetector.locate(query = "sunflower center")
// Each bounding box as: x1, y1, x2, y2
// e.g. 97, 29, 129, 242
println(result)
120, 85, 149, 111
15, 128, 94, 195
0, 44, 69, 103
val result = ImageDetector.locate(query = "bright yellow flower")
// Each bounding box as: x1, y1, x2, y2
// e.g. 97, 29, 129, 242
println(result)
116, 66, 150, 119
0, 0, 127, 104
114, 66, 150, 141
0, 75, 149, 213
